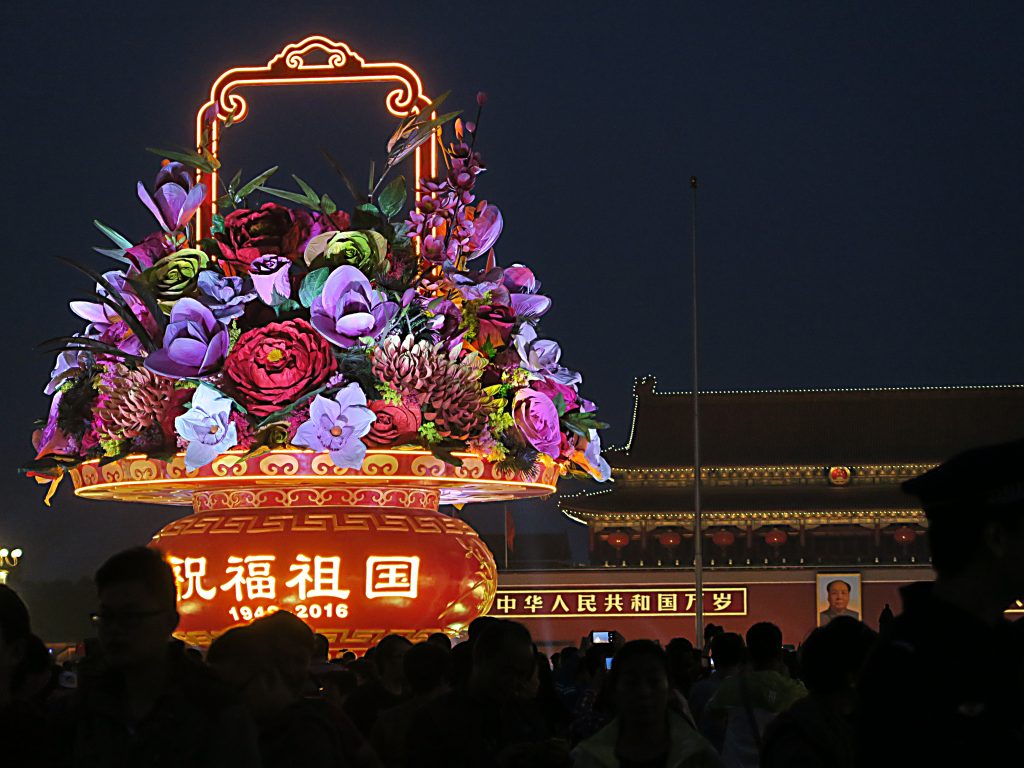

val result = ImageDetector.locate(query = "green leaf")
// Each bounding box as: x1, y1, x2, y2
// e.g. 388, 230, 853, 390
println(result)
352, 203, 385, 230
292, 175, 320, 206
561, 411, 610, 438
299, 267, 330, 308
146, 146, 219, 173
378, 175, 407, 219
552, 393, 568, 417
93, 220, 134, 251
211, 213, 226, 235
233, 166, 279, 202
429, 443, 464, 468
259, 186, 318, 208
254, 384, 328, 429
273, 298, 302, 317
320, 194, 337, 216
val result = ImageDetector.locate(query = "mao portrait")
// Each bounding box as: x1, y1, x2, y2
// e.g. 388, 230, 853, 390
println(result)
817, 574, 861, 626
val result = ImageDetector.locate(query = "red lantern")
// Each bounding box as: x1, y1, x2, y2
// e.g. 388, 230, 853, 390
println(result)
657, 531, 682, 549
606, 532, 631, 552
764, 529, 788, 548
711, 529, 735, 548
893, 527, 917, 545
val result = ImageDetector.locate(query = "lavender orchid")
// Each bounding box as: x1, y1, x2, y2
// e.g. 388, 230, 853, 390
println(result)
292, 384, 376, 469
137, 161, 207, 233
145, 298, 229, 379
69, 271, 155, 356
310, 265, 398, 348
513, 324, 582, 386
584, 429, 611, 482
174, 384, 237, 471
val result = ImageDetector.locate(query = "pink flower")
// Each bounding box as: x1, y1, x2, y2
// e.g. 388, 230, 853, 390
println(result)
512, 388, 562, 459
530, 378, 579, 413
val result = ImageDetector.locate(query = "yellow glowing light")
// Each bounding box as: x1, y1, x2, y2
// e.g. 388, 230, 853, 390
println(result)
193, 36, 438, 238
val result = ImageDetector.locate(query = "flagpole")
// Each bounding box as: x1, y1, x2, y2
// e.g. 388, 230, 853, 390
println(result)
690, 176, 705, 649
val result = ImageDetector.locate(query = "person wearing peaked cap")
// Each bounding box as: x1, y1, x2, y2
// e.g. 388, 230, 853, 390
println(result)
855, 439, 1024, 767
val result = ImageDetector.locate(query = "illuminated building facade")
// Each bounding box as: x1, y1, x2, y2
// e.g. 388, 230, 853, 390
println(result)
493, 378, 1024, 648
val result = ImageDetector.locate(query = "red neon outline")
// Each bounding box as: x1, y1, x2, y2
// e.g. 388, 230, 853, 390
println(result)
194, 36, 437, 238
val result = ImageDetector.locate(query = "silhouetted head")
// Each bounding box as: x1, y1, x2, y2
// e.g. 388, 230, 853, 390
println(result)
467, 615, 499, 642
609, 640, 671, 725
208, 625, 294, 722
404, 641, 450, 696
746, 622, 783, 669
427, 632, 452, 651
904, 439, 1024, 598
94, 547, 178, 668
710, 632, 745, 671
374, 634, 413, 692
471, 620, 536, 701
249, 610, 314, 696
800, 617, 877, 698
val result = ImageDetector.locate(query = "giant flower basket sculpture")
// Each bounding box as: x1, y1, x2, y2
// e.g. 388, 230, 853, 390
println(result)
29, 36, 608, 651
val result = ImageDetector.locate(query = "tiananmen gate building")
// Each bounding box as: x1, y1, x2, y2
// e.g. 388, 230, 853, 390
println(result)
490, 377, 1024, 650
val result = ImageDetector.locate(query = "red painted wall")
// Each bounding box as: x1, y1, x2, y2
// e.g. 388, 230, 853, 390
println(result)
495, 567, 932, 651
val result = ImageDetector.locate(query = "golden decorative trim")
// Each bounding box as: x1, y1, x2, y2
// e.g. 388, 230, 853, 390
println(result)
70, 449, 559, 507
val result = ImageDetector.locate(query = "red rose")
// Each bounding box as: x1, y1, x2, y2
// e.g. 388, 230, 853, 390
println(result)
364, 400, 422, 447
223, 319, 338, 417
475, 304, 516, 349
217, 203, 296, 272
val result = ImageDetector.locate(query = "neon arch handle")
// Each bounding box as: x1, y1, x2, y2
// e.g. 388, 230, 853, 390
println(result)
193, 35, 437, 239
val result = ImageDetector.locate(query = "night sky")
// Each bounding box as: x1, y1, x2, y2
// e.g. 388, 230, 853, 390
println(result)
3, 1, 1023, 582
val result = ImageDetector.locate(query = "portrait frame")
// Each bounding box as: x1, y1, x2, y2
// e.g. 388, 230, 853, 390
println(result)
816, 572, 862, 626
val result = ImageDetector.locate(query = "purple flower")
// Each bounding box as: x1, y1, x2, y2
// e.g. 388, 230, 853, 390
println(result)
583, 430, 611, 482
196, 271, 256, 323
125, 232, 175, 271
451, 265, 509, 305
33, 391, 77, 460
500, 264, 550, 319
427, 299, 462, 338
512, 388, 562, 459
174, 384, 237, 471
465, 201, 503, 260
145, 298, 229, 379
249, 254, 293, 306
137, 161, 207, 233
45, 346, 89, 395
310, 265, 398, 348
503, 265, 538, 293
292, 384, 376, 469
69, 271, 156, 355
513, 325, 581, 387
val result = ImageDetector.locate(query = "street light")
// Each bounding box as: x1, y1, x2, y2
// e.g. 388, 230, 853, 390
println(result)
0, 547, 23, 584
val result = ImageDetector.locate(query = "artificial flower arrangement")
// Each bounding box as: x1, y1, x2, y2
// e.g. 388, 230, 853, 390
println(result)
29, 93, 609, 500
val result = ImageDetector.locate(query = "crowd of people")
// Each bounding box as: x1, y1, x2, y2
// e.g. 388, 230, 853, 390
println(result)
0, 440, 1022, 766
